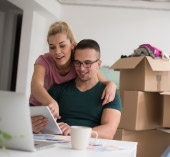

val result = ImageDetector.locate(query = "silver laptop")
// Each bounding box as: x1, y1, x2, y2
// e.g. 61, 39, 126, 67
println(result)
0, 90, 57, 152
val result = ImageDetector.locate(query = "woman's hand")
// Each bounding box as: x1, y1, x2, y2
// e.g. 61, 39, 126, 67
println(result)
31, 65, 61, 119
58, 122, 71, 136
48, 101, 61, 119
31, 116, 48, 134
101, 81, 116, 106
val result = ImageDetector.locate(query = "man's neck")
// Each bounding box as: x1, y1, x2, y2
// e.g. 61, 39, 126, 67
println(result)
75, 77, 99, 92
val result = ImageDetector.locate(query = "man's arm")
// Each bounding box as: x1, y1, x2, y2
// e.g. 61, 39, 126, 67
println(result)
92, 108, 121, 139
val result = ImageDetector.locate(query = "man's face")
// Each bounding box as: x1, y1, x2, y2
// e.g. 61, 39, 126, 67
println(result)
74, 48, 101, 82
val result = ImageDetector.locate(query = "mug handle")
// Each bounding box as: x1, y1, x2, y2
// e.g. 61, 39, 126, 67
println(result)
91, 130, 98, 142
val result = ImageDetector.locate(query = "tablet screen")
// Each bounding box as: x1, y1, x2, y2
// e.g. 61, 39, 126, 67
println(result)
30, 106, 62, 134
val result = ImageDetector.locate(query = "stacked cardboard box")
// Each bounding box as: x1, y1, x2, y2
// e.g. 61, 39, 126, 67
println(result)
110, 56, 170, 157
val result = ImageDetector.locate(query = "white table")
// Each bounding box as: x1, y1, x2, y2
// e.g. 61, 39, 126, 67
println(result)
0, 138, 137, 157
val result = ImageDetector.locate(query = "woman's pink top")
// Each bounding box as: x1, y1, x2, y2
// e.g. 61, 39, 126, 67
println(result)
29, 53, 77, 106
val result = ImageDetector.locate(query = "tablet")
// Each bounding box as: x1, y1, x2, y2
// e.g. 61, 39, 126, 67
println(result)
30, 106, 62, 134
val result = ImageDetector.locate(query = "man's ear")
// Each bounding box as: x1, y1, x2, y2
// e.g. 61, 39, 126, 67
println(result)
98, 60, 102, 68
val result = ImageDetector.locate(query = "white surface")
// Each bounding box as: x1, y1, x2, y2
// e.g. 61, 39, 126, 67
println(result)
30, 106, 62, 134
0, 90, 137, 156
0, 138, 137, 157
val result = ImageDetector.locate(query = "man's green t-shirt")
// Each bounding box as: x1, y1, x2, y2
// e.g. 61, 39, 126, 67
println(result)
48, 79, 122, 128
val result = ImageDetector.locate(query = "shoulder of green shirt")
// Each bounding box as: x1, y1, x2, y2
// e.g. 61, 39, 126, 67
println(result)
102, 90, 122, 112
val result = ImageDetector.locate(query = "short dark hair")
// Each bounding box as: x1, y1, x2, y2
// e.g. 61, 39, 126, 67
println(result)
74, 39, 100, 58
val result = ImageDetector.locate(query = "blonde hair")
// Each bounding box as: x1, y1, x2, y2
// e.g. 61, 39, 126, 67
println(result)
47, 21, 76, 44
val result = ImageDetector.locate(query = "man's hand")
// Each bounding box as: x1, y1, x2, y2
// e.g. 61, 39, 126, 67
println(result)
101, 81, 116, 106
58, 122, 71, 136
31, 116, 48, 134
48, 101, 61, 119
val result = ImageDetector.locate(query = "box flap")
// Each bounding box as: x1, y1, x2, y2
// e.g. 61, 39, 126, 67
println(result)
157, 128, 170, 134
160, 92, 170, 95
110, 56, 145, 70
146, 57, 170, 71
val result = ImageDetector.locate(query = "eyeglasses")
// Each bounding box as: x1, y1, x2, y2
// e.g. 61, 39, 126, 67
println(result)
73, 59, 99, 68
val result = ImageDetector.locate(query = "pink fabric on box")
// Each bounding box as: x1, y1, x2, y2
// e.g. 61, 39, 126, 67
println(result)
139, 44, 162, 57
29, 53, 77, 106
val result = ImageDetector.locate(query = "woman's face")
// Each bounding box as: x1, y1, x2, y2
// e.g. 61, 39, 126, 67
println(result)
48, 33, 74, 67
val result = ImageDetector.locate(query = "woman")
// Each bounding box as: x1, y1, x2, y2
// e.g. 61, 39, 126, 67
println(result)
30, 21, 117, 133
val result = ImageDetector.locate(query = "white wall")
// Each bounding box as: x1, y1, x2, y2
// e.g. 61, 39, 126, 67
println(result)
4, 0, 170, 96
60, 5, 170, 66
26, 12, 47, 98
8, 0, 61, 97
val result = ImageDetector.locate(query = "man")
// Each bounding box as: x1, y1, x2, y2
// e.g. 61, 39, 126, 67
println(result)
32, 39, 121, 139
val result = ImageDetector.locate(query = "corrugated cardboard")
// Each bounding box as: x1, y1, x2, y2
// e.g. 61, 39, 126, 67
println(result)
119, 91, 163, 130
114, 128, 170, 157
160, 92, 170, 127
110, 56, 170, 92
117, 90, 124, 107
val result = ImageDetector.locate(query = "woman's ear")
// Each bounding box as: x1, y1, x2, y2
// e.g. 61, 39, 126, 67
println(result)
71, 41, 76, 50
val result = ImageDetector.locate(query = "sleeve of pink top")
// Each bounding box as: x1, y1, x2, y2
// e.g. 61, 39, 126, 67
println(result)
35, 54, 49, 73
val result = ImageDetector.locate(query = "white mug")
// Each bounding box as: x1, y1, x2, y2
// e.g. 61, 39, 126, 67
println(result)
71, 126, 98, 150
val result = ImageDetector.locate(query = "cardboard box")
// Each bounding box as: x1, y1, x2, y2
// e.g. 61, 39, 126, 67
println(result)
114, 128, 170, 157
160, 92, 170, 127
119, 91, 163, 130
117, 90, 124, 106
111, 56, 170, 92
